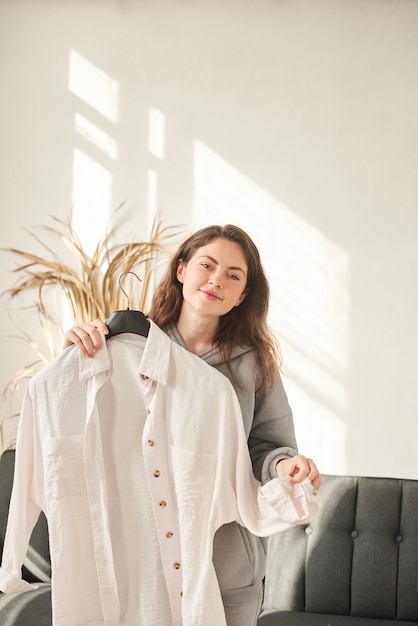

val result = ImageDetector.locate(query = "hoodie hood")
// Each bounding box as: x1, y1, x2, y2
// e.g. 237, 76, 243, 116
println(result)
164, 323, 254, 367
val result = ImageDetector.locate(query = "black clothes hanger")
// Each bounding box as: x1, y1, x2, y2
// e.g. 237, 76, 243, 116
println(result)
105, 271, 150, 339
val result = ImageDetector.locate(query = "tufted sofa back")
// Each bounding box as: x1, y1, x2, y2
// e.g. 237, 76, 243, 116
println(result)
259, 474, 418, 624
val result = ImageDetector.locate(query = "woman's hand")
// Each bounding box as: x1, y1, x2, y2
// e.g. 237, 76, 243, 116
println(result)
63, 319, 109, 357
276, 455, 321, 491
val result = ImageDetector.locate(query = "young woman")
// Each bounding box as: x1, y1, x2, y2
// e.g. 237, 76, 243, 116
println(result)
64, 224, 321, 626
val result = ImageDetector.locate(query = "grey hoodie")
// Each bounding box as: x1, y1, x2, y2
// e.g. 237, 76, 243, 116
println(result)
165, 324, 298, 606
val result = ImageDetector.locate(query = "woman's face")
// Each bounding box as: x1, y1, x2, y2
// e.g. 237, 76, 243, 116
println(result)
176, 237, 248, 319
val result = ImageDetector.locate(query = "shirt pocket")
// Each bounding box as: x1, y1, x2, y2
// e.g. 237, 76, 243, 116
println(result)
170, 446, 217, 514
44, 435, 88, 498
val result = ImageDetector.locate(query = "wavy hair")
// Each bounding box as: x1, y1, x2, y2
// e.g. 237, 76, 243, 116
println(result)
148, 224, 281, 388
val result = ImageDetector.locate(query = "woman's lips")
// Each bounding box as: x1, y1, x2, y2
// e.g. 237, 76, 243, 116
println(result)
200, 289, 222, 301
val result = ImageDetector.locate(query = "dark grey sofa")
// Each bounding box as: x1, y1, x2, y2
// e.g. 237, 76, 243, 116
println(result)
2, 451, 418, 625
259, 474, 418, 625
0, 450, 52, 626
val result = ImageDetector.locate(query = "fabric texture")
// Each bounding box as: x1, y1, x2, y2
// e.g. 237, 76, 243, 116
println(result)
166, 322, 299, 613
165, 323, 298, 481
0, 322, 320, 626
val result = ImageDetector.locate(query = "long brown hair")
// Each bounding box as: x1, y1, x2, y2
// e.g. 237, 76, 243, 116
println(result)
148, 224, 281, 388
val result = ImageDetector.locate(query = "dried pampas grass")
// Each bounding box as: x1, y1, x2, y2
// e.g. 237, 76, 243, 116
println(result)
0, 208, 185, 450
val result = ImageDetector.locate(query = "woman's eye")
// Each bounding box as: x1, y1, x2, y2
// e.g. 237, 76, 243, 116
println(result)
201, 263, 211, 269
229, 274, 240, 281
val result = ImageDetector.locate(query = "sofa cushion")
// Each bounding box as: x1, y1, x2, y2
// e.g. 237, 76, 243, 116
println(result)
0, 583, 52, 626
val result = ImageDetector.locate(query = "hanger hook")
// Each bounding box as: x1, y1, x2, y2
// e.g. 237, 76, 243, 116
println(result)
118, 271, 142, 310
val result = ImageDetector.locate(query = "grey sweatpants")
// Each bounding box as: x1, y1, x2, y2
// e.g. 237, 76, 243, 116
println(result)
213, 522, 266, 626
222, 587, 263, 626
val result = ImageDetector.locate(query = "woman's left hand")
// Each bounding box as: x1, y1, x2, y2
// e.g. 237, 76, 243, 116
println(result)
276, 455, 321, 491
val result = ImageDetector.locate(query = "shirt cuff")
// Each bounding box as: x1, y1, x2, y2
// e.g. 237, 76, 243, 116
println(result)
0, 567, 39, 594
261, 476, 321, 526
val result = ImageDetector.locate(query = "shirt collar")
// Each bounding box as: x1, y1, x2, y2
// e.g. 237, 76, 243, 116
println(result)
137, 320, 171, 385
78, 332, 110, 381
78, 319, 171, 385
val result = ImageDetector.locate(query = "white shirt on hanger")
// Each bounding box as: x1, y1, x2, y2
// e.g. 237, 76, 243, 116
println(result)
0, 321, 319, 626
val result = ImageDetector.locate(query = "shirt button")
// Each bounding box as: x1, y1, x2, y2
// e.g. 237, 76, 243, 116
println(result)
159, 500, 167, 507
140, 374, 149, 380
147, 440, 154, 447
147, 409, 151, 415
153, 470, 161, 477
166, 531, 173, 538
173, 562, 181, 570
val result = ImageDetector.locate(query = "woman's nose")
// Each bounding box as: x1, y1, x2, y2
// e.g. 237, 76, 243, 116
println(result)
209, 272, 223, 288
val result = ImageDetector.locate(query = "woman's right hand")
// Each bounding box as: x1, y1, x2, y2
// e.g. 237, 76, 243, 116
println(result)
63, 319, 109, 357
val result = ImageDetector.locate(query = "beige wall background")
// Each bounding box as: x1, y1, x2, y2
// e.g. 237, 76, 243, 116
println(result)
0, 0, 417, 478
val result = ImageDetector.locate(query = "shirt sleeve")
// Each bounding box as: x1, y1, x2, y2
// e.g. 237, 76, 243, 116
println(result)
0, 386, 42, 595
213, 383, 320, 538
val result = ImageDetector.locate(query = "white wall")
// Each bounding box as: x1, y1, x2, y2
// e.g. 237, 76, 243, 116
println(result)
1, 0, 417, 478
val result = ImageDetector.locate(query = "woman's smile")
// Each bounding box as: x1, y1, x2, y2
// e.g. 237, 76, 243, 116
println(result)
199, 289, 223, 301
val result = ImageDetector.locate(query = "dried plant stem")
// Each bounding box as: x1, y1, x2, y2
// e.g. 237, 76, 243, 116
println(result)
0, 209, 185, 451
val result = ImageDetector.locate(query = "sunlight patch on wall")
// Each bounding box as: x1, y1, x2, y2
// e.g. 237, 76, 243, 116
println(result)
69, 50, 119, 123
75, 113, 118, 160
147, 106, 166, 228
68, 50, 119, 258
144, 106, 168, 288
71, 149, 112, 255
193, 141, 350, 474
148, 108, 165, 160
